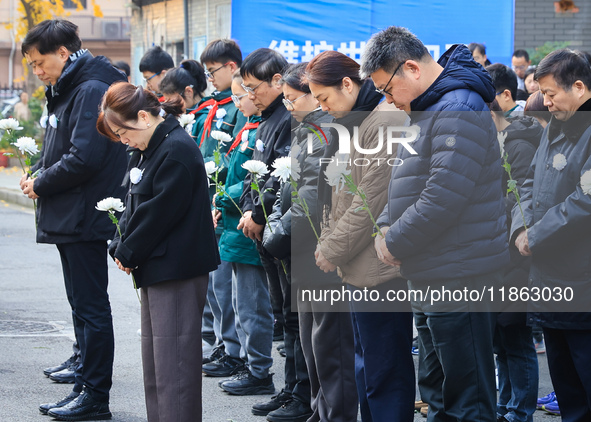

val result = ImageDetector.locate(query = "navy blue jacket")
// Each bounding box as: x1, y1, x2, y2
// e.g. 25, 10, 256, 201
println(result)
511, 99, 591, 329
378, 44, 509, 282
32, 51, 128, 244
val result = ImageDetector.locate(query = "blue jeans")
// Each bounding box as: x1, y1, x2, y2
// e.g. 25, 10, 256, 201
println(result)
348, 282, 415, 422
231, 262, 273, 378
211, 259, 241, 358
494, 323, 538, 422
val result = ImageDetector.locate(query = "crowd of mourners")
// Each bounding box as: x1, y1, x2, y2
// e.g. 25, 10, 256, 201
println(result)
11, 17, 591, 422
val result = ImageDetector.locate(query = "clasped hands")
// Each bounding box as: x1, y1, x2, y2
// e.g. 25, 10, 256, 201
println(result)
514, 229, 531, 256
19, 174, 39, 199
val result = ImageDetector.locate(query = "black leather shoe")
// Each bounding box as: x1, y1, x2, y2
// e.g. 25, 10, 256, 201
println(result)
202, 344, 225, 365
48, 388, 111, 421
43, 354, 78, 377
221, 370, 275, 395
202, 355, 245, 377
252, 389, 292, 416
39, 391, 80, 415
49, 366, 76, 384
267, 398, 313, 422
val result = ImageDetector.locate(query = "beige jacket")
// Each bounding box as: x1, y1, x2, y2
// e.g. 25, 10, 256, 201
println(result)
319, 102, 407, 288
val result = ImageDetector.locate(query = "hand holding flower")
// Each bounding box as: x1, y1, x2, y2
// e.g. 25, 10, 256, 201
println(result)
22, 178, 39, 199
115, 258, 132, 275
314, 246, 336, 273
374, 226, 401, 267
515, 230, 531, 257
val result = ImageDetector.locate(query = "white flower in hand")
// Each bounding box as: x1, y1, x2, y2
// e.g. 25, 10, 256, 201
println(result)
48, 114, 58, 129
581, 170, 591, 195
553, 153, 567, 171
0, 118, 23, 131
242, 159, 269, 178
205, 161, 219, 177
129, 167, 143, 184
216, 108, 227, 119
325, 156, 351, 193
96, 197, 125, 213
178, 113, 195, 128
271, 156, 300, 183
13, 137, 39, 155
40, 115, 48, 128
211, 130, 232, 145
256, 139, 265, 152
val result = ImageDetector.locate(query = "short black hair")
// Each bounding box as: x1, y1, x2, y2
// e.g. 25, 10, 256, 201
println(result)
240, 48, 288, 82
535, 48, 591, 91
159, 59, 207, 98
468, 42, 486, 56
139, 46, 174, 73
280, 63, 310, 93
200, 39, 242, 67
486, 63, 518, 101
113, 61, 130, 77
512, 49, 530, 62
21, 19, 81, 56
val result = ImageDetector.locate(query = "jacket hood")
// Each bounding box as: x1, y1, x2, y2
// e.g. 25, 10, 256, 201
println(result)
504, 116, 543, 149
411, 44, 495, 111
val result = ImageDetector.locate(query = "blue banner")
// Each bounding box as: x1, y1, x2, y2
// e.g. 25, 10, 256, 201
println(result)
231, 0, 514, 65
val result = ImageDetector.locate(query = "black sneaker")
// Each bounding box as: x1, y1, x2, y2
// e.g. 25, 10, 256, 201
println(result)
252, 389, 292, 416
39, 391, 80, 415
218, 367, 249, 388
203, 344, 225, 365
48, 364, 76, 384
47, 388, 111, 421
202, 355, 245, 377
43, 354, 78, 377
267, 398, 313, 422
221, 369, 275, 395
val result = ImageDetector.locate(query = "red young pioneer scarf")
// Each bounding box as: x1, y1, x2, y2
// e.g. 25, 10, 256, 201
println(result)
199, 97, 233, 146
226, 121, 260, 156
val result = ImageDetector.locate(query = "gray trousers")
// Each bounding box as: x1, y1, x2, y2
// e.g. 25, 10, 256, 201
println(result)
141, 275, 208, 422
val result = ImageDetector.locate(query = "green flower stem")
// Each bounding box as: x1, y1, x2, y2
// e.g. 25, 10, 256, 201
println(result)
217, 184, 244, 217
342, 174, 384, 238
502, 153, 528, 232
11, 143, 38, 229
109, 211, 141, 304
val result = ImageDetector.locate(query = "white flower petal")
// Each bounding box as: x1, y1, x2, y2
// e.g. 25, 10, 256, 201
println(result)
129, 167, 143, 184
216, 108, 227, 119
210, 130, 233, 145
0, 118, 23, 131
581, 170, 591, 195
96, 197, 125, 213
324, 156, 351, 193
204, 161, 219, 177
12, 137, 39, 155
552, 153, 567, 171
242, 160, 269, 177
271, 156, 292, 183
40, 115, 48, 129
178, 113, 196, 128
48, 114, 58, 129
256, 139, 265, 152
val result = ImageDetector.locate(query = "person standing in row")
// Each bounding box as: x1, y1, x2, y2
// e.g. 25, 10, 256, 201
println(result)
20, 19, 128, 421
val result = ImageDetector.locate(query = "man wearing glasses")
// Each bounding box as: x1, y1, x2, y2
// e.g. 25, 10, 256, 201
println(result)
139, 46, 174, 97
364, 26, 508, 422
512, 49, 532, 92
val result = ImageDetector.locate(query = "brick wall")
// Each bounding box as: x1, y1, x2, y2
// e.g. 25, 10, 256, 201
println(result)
515, 0, 591, 53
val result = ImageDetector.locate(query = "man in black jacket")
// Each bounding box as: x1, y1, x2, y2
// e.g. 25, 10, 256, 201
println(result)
20, 19, 127, 421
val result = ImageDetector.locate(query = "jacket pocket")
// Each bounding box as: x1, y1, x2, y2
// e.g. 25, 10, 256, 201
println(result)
38, 188, 84, 236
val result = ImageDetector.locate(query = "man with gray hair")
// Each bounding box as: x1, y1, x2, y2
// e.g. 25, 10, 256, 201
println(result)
363, 26, 509, 421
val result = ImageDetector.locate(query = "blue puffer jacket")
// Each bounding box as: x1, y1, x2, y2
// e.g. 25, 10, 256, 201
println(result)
378, 44, 509, 282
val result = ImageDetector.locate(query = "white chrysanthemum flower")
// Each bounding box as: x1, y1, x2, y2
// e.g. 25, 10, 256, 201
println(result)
581, 170, 591, 195
271, 156, 293, 183
242, 160, 269, 177
95, 197, 125, 213
48, 114, 58, 129
40, 115, 48, 129
178, 113, 196, 128
553, 153, 567, 171
129, 167, 143, 184
211, 130, 232, 145
0, 118, 23, 131
256, 139, 265, 152
324, 157, 351, 193
204, 161, 218, 177
216, 108, 227, 119
13, 137, 39, 155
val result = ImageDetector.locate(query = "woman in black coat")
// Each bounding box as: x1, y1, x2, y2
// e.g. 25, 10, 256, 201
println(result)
97, 82, 219, 422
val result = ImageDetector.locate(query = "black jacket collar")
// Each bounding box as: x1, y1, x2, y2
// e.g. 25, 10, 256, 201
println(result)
261, 93, 285, 121
142, 115, 180, 160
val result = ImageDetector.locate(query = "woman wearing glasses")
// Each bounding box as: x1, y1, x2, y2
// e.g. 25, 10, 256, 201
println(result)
97, 82, 219, 421
308, 51, 415, 422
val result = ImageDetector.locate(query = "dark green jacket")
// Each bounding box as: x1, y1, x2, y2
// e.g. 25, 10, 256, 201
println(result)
215, 115, 262, 266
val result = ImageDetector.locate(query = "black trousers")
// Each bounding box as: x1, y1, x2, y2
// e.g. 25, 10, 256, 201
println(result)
544, 327, 591, 422
57, 241, 114, 402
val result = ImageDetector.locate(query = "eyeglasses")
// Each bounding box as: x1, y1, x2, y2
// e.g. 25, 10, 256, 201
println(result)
204, 62, 231, 79
241, 81, 264, 95
512, 65, 528, 72
143, 71, 161, 83
374, 61, 405, 97
231, 93, 247, 106
282, 93, 308, 111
